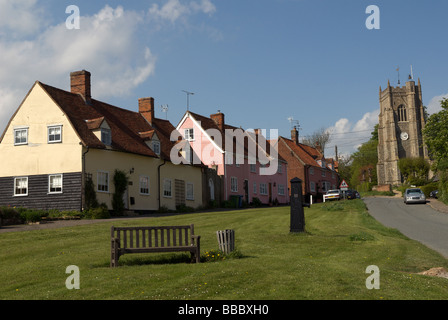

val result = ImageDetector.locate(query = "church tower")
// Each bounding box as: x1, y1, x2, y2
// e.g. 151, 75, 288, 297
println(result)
377, 78, 428, 185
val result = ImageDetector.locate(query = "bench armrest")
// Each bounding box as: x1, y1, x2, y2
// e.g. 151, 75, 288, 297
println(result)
191, 234, 201, 246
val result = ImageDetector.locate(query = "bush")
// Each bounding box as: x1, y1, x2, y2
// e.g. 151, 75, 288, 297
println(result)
84, 203, 110, 219
176, 204, 195, 213
200, 249, 243, 262
420, 182, 439, 197
251, 197, 262, 207
20, 209, 47, 223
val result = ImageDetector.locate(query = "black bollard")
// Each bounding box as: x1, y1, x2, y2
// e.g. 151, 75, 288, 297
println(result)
290, 177, 306, 233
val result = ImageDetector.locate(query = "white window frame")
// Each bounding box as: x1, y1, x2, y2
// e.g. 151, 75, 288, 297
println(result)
186, 182, 194, 201
97, 171, 109, 193
48, 125, 62, 143
278, 184, 285, 196
14, 177, 28, 196
230, 176, 238, 193
101, 128, 112, 146
139, 175, 150, 195
253, 182, 257, 194
48, 174, 63, 194
14, 127, 28, 146
260, 183, 268, 195
163, 178, 172, 198
184, 128, 194, 141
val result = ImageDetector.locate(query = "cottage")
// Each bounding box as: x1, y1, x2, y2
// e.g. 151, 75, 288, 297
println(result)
0, 70, 204, 212
274, 127, 340, 202
176, 111, 288, 205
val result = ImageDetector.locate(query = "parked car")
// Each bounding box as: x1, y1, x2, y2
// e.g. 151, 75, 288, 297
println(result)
430, 190, 439, 199
345, 189, 360, 200
404, 188, 426, 204
325, 189, 341, 201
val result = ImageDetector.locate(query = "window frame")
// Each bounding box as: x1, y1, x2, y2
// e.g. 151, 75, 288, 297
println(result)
14, 127, 28, 146
97, 171, 109, 193
48, 125, 62, 144
101, 128, 112, 146
139, 175, 150, 195
14, 177, 28, 197
260, 183, 268, 195
163, 178, 172, 198
152, 141, 161, 156
48, 174, 63, 194
184, 128, 194, 141
278, 184, 285, 196
230, 176, 238, 193
186, 182, 194, 201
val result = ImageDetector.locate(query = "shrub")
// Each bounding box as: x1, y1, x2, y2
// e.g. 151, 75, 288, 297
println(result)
176, 204, 195, 213
84, 203, 110, 219
251, 197, 262, 207
200, 249, 243, 262
20, 209, 47, 223
112, 169, 129, 216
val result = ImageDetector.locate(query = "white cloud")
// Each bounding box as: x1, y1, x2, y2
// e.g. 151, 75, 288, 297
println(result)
325, 109, 379, 158
0, 1, 217, 134
426, 93, 447, 115
149, 0, 216, 24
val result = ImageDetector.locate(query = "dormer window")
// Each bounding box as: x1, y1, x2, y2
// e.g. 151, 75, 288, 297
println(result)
152, 141, 161, 155
101, 128, 111, 146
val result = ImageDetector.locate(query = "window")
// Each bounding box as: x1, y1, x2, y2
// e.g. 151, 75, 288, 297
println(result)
186, 182, 194, 200
278, 184, 285, 196
310, 181, 316, 193
321, 170, 326, 177
309, 167, 314, 175
48, 174, 63, 194
48, 125, 62, 143
250, 164, 256, 173
163, 179, 172, 197
152, 141, 160, 155
101, 128, 111, 146
139, 175, 150, 195
260, 183, 268, 195
14, 177, 28, 196
14, 128, 28, 145
231, 177, 238, 192
184, 128, 194, 141
97, 171, 109, 192
278, 163, 282, 173
253, 182, 257, 194
398, 105, 407, 122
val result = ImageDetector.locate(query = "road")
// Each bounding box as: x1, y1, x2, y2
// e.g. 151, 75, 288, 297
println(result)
363, 197, 448, 258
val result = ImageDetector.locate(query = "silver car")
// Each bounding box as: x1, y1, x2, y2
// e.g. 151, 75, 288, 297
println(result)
404, 188, 426, 204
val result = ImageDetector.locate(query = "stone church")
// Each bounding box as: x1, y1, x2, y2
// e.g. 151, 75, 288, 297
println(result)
376, 78, 429, 185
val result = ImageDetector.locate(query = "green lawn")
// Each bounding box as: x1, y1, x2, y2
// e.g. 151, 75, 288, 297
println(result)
1, 199, 448, 300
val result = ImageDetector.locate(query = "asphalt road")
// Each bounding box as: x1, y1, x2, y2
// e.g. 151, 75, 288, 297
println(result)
363, 197, 448, 258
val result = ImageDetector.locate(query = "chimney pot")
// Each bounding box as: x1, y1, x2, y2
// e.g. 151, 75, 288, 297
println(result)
139, 97, 155, 125
70, 70, 91, 104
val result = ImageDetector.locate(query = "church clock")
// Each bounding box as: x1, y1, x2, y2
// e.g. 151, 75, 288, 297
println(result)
400, 132, 409, 140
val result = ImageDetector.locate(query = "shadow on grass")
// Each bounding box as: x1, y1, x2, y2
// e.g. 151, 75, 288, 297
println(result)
95, 250, 253, 268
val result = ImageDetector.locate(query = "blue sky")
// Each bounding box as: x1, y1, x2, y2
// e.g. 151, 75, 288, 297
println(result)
1, 0, 448, 158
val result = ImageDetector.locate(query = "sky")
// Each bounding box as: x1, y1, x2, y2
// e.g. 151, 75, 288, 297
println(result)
1, 0, 448, 159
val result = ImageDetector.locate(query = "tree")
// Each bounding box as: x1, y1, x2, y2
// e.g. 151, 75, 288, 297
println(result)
423, 98, 448, 169
301, 127, 331, 155
423, 98, 448, 204
397, 157, 430, 185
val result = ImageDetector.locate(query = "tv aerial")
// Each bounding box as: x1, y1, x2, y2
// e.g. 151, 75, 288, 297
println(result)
161, 104, 169, 120
288, 117, 301, 130
182, 90, 194, 111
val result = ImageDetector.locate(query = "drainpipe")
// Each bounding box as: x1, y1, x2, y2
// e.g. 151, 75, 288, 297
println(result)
81, 145, 90, 212
157, 159, 166, 210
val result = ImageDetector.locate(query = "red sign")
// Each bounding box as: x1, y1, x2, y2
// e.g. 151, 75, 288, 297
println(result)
340, 180, 349, 190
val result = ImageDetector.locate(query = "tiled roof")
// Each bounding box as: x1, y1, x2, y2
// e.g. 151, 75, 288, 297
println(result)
40, 82, 180, 160
280, 137, 323, 167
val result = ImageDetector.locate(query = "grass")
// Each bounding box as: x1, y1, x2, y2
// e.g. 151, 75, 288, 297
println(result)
1, 199, 448, 300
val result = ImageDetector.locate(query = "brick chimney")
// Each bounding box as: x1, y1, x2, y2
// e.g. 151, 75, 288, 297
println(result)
139, 97, 155, 125
70, 70, 91, 104
210, 112, 224, 131
291, 127, 299, 145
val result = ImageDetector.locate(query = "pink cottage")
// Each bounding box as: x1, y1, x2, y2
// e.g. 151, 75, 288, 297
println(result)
176, 111, 288, 206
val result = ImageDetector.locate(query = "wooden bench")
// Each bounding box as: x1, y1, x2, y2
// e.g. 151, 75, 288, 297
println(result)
110, 224, 201, 267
